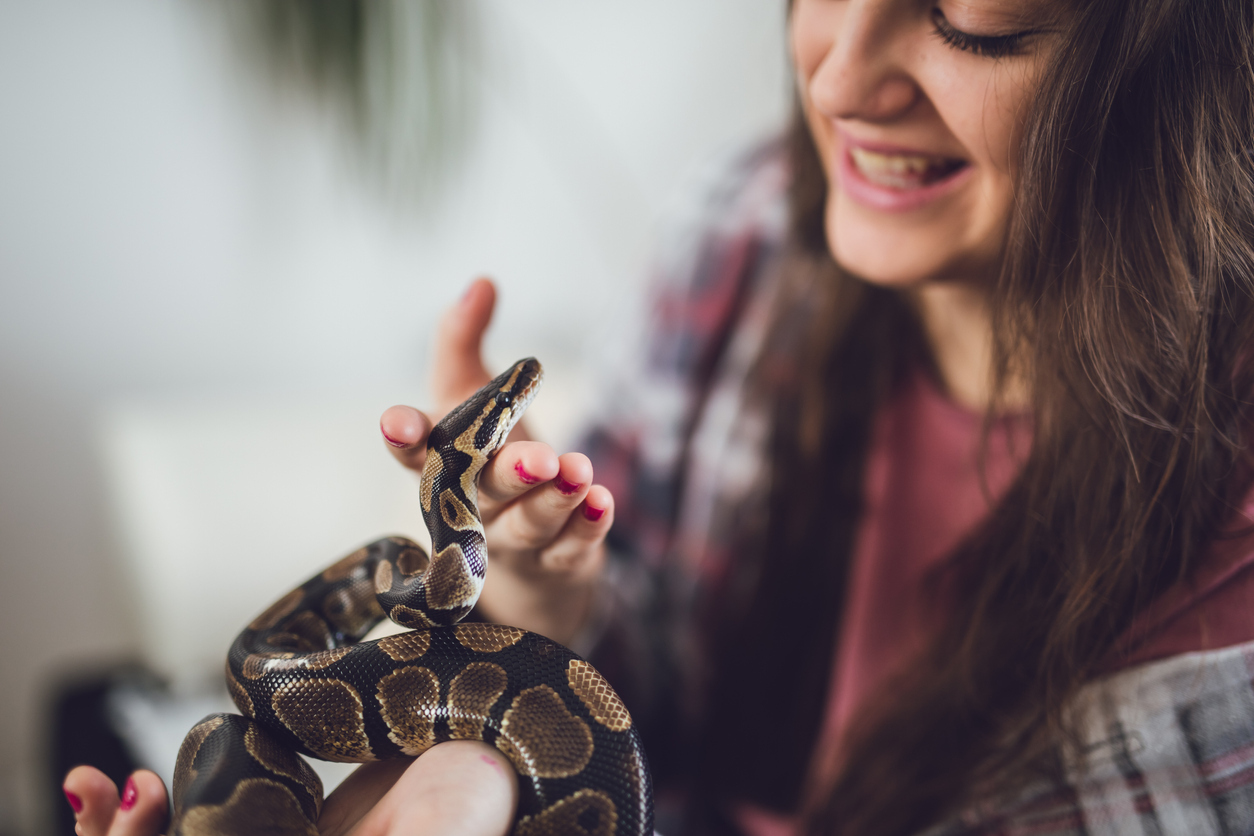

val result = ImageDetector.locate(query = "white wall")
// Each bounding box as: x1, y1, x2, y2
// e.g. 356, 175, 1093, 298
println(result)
0, 1, 790, 832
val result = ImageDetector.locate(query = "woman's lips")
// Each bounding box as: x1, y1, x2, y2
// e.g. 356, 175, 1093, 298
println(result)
835, 136, 972, 212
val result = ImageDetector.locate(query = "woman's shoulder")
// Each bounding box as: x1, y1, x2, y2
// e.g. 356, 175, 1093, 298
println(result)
659, 135, 791, 242
1106, 491, 1254, 670
648, 135, 791, 301
638, 137, 793, 386
933, 641, 1254, 836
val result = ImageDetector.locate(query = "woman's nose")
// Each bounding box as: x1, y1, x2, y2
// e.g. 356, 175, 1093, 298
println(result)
805, 0, 919, 123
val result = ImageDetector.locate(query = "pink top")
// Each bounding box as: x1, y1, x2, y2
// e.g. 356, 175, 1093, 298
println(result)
736, 370, 1254, 836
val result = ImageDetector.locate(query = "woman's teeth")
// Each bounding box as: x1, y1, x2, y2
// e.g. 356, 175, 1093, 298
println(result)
849, 146, 965, 189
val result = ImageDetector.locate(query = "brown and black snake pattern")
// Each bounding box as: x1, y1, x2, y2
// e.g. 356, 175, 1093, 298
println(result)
169, 359, 653, 836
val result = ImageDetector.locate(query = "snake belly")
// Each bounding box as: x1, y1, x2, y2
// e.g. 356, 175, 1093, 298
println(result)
169, 358, 653, 836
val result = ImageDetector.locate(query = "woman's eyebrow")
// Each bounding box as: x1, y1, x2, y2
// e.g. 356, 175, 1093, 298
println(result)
942, 0, 1061, 29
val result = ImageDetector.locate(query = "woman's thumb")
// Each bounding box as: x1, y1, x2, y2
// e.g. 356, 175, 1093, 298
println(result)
433, 277, 496, 413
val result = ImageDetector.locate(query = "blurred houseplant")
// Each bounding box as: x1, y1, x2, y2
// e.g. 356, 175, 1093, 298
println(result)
230, 0, 477, 206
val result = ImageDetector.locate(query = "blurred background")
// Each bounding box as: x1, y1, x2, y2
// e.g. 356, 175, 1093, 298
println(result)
0, 1, 789, 832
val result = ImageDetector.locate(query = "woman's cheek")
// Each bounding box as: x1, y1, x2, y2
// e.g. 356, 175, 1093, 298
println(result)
790, 7, 840, 179
790, 0, 840, 92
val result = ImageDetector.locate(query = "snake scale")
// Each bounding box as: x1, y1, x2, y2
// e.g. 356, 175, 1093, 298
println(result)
169, 358, 653, 836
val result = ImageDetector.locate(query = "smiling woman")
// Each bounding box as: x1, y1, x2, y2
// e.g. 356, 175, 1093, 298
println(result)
581, 0, 1254, 834
667, 0, 1254, 833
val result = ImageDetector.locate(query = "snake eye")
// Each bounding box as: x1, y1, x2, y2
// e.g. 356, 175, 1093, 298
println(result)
495, 391, 513, 407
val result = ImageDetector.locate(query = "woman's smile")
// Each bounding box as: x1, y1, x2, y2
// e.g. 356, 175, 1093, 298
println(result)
837, 131, 973, 212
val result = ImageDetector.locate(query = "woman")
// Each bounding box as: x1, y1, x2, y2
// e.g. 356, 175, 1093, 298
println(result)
65, 0, 1254, 833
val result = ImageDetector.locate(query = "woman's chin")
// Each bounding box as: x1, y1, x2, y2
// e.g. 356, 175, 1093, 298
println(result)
824, 178, 1009, 289
825, 207, 998, 289
828, 234, 950, 289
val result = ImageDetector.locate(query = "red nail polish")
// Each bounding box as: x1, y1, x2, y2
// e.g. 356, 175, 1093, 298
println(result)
381, 425, 408, 448
555, 476, 581, 495
120, 777, 137, 811
584, 505, 605, 522
515, 461, 541, 484
63, 789, 83, 813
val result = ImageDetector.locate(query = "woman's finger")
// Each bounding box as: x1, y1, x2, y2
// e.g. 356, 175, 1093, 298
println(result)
433, 278, 496, 417
380, 405, 432, 473
63, 765, 118, 836
104, 772, 167, 836
318, 759, 413, 836
539, 484, 615, 573
63, 767, 168, 836
492, 453, 594, 555
345, 742, 517, 836
474, 442, 560, 521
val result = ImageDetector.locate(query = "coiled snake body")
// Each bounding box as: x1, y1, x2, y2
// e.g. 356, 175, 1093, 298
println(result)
170, 358, 653, 835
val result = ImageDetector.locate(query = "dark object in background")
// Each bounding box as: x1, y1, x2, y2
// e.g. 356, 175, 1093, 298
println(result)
45, 667, 152, 835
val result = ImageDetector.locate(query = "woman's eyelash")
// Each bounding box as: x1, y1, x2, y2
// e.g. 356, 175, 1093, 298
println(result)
930, 9, 1031, 58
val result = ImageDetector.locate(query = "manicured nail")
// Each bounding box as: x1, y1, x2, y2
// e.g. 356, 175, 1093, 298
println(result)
555, 476, 581, 495
584, 505, 605, 522
63, 789, 83, 813
120, 777, 137, 811
381, 425, 408, 448
515, 461, 541, 484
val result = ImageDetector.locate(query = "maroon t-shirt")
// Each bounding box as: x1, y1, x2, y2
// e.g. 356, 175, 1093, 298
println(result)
737, 369, 1254, 836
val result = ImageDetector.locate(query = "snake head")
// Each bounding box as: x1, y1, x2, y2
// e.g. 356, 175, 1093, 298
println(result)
429, 357, 544, 459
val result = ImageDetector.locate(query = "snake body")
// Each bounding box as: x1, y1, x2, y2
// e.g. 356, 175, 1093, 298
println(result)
169, 358, 653, 836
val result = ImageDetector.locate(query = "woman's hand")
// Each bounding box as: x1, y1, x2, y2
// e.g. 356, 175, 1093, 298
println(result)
62, 767, 166, 836
317, 742, 518, 836
379, 278, 612, 646
64, 280, 602, 836
63, 741, 518, 836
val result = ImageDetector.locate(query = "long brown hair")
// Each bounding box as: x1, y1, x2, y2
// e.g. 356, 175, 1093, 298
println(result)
697, 0, 1254, 833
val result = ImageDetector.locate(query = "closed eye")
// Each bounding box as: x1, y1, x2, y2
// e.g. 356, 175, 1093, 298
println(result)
930, 8, 1034, 58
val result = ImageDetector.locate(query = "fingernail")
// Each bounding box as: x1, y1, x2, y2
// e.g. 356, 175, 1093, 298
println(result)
555, 476, 582, 495
515, 461, 541, 484
381, 425, 408, 448
461, 283, 477, 305
584, 505, 605, 522
120, 777, 137, 811
63, 789, 82, 813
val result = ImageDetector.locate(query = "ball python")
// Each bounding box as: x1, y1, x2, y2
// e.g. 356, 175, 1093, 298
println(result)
169, 358, 653, 836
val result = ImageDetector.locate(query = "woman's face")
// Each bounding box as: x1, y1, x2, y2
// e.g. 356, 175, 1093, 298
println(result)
791, 0, 1063, 287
